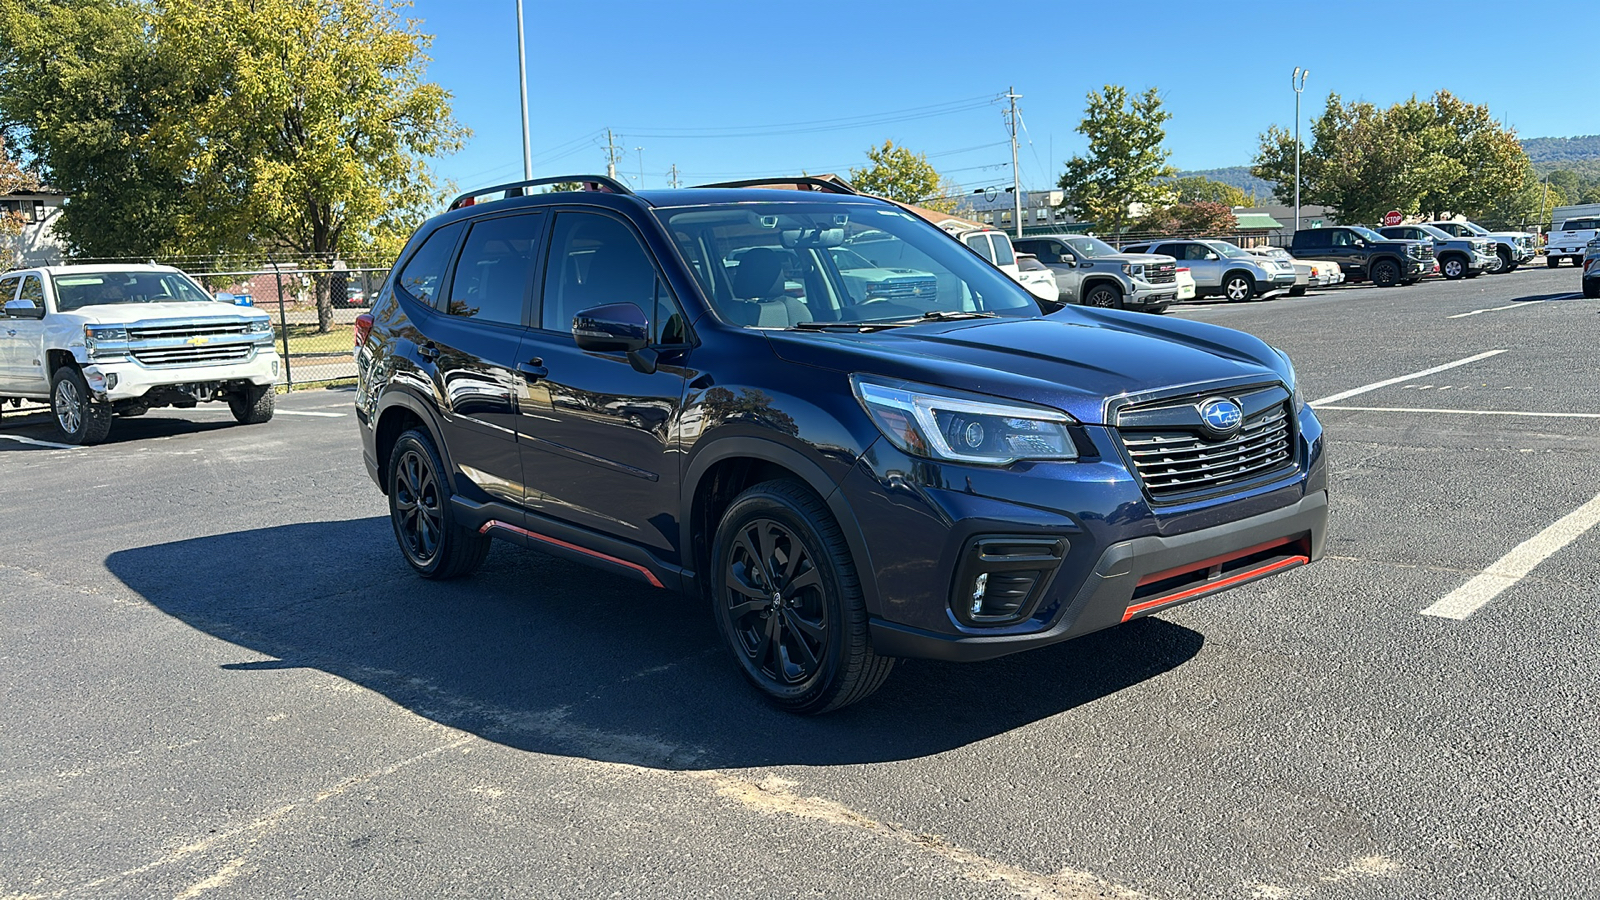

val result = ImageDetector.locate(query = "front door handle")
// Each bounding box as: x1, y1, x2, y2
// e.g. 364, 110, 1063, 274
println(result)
417, 341, 440, 362
517, 358, 548, 382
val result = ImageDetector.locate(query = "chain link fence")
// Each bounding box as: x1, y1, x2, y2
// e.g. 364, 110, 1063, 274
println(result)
187, 264, 390, 390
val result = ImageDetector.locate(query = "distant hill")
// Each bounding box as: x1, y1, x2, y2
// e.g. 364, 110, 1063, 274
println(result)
1170, 166, 1278, 201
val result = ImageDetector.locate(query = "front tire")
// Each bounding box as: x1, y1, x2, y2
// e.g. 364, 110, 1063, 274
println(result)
228, 384, 275, 425
1442, 256, 1467, 279
1497, 247, 1516, 272
1222, 272, 1255, 302
387, 429, 491, 579
1371, 259, 1401, 287
1083, 283, 1123, 309
50, 366, 112, 445
1584, 279, 1600, 299
711, 480, 893, 715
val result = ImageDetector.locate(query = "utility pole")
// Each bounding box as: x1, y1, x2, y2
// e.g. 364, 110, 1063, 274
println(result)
604, 129, 622, 180
1292, 67, 1309, 231
668, 164, 680, 189
516, 0, 531, 180
634, 146, 645, 189
1006, 86, 1023, 238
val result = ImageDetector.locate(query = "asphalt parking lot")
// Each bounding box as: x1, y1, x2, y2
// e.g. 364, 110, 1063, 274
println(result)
2, 264, 1597, 900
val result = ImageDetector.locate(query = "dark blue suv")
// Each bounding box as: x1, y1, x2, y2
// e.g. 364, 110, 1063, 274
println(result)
355, 175, 1328, 714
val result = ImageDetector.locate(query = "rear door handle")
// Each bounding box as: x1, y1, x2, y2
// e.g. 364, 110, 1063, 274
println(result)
517, 358, 548, 381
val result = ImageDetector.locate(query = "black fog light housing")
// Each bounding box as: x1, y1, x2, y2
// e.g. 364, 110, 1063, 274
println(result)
950, 536, 1067, 626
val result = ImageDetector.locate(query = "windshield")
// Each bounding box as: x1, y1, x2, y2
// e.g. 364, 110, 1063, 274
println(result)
1461, 221, 1490, 236
1416, 225, 1453, 241
656, 201, 1039, 327
53, 271, 215, 312
1061, 235, 1121, 258
1203, 240, 1252, 259
1350, 226, 1387, 243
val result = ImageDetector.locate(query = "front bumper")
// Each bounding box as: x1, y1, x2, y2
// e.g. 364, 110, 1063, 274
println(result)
84, 350, 280, 401
1128, 280, 1177, 307
843, 406, 1329, 662
1405, 258, 1431, 277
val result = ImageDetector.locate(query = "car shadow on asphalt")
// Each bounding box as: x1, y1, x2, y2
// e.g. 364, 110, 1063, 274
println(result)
0, 408, 238, 447
105, 517, 1205, 770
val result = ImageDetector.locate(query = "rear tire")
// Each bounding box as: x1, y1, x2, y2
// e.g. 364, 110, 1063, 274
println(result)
50, 366, 112, 445
1083, 283, 1123, 309
387, 429, 491, 579
711, 480, 893, 715
228, 384, 275, 425
1547, 255, 1560, 268
1289, 285, 1307, 297
1370, 258, 1401, 287
1584, 279, 1600, 299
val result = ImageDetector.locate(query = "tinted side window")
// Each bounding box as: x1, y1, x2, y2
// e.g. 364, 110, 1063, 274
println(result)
541, 212, 660, 334
448, 214, 542, 325
19, 275, 45, 308
1297, 230, 1331, 249
990, 234, 1015, 266
396, 222, 464, 306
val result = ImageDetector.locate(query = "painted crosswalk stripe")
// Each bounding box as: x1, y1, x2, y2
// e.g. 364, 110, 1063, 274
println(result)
1422, 492, 1600, 620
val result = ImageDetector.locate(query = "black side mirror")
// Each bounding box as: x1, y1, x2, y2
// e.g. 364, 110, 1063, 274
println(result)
4, 299, 44, 319
573, 302, 649, 353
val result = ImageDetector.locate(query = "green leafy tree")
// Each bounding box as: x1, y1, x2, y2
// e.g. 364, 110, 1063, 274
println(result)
1058, 86, 1175, 238
1131, 201, 1237, 237
0, 0, 187, 258
848, 140, 960, 212
1253, 90, 1537, 224
1165, 176, 1248, 208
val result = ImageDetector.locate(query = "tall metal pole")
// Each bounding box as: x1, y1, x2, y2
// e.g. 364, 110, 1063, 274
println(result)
634, 146, 644, 189
1292, 67, 1309, 231
1007, 86, 1023, 238
516, 0, 531, 179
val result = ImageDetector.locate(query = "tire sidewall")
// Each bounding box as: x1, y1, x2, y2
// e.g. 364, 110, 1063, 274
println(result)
1084, 285, 1120, 308
1443, 258, 1464, 279
1373, 260, 1399, 286
1224, 274, 1253, 301
388, 430, 454, 577
710, 486, 851, 709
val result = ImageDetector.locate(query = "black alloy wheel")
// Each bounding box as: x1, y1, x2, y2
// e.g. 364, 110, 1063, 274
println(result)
1371, 259, 1401, 287
1083, 283, 1122, 309
711, 480, 892, 714
387, 429, 491, 579
1442, 257, 1466, 279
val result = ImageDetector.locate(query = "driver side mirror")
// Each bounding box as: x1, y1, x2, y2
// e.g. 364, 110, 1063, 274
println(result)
4, 299, 44, 319
573, 302, 649, 353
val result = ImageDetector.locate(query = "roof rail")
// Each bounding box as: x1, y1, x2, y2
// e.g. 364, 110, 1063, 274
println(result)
690, 176, 860, 195
447, 175, 633, 211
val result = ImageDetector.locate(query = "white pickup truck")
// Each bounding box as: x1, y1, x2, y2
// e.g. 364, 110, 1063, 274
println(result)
0, 264, 280, 444
1546, 216, 1600, 268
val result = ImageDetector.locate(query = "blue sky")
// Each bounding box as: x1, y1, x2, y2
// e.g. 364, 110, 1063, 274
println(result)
411, 0, 1600, 195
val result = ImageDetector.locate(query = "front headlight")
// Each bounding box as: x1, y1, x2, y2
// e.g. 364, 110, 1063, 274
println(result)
247, 318, 271, 333
83, 325, 128, 354
1121, 262, 1144, 278
1273, 348, 1301, 408
852, 376, 1079, 465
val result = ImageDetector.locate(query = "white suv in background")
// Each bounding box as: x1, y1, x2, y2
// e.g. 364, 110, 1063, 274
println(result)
0, 264, 280, 444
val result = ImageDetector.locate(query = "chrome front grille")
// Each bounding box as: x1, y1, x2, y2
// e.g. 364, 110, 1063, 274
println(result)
865, 278, 938, 301
126, 320, 252, 341
1116, 385, 1296, 501
131, 345, 254, 367
1146, 262, 1177, 284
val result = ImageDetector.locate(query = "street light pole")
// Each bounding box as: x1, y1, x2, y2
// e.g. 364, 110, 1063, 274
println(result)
1292, 67, 1309, 232
516, 0, 531, 180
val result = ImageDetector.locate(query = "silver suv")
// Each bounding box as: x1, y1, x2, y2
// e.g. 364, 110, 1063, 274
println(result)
1011, 234, 1177, 312
1123, 239, 1295, 302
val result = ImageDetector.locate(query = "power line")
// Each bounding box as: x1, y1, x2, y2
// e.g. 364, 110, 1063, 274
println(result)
624, 95, 1000, 139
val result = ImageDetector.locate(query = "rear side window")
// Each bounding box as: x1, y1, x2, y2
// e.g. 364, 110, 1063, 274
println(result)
396, 221, 464, 306
1563, 219, 1598, 231
448, 214, 542, 325
989, 234, 1015, 266
962, 232, 995, 264
1296, 230, 1331, 248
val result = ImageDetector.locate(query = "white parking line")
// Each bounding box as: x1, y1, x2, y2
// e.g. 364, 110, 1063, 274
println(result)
273, 410, 345, 418
0, 434, 78, 450
1423, 492, 1600, 620
1315, 406, 1600, 419
1447, 303, 1524, 319
1308, 350, 1508, 407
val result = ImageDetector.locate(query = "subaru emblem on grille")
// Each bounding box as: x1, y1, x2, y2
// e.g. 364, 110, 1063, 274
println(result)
1198, 397, 1243, 436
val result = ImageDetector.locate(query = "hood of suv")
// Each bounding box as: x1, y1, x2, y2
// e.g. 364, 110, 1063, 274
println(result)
56, 301, 264, 324
765, 308, 1289, 425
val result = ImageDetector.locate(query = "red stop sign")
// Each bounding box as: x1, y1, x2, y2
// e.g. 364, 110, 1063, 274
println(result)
1383, 210, 1403, 227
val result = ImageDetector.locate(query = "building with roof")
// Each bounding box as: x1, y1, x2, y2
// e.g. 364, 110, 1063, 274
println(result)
4, 188, 67, 266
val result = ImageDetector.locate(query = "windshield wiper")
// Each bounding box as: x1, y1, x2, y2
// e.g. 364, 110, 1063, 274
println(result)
790, 320, 912, 332
912, 310, 996, 321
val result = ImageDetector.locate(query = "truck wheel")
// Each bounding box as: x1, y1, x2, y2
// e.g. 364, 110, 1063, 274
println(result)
1083, 283, 1122, 309
388, 429, 491, 579
1497, 247, 1516, 272
711, 480, 894, 715
1288, 285, 1307, 297
1546, 255, 1560, 268
1371, 259, 1401, 287
1584, 280, 1600, 299
50, 366, 112, 445
228, 384, 276, 424
1222, 273, 1255, 302
1441, 256, 1467, 279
